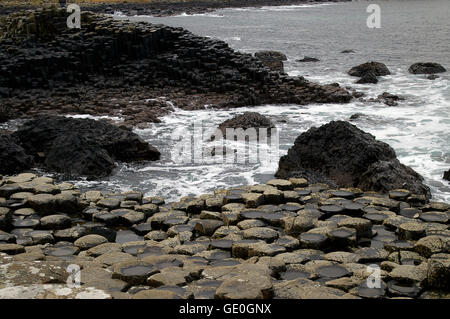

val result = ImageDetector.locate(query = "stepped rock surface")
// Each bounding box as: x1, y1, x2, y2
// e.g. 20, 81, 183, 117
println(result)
0, 173, 448, 299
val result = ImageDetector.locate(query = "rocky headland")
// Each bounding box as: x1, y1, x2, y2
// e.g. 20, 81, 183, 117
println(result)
0, 7, 351, 127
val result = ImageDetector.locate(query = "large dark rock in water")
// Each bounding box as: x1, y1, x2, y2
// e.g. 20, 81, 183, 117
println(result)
44, 133, 116, 178
0, 132, 32, 175
348, 62, 391, 77
356, 72, 378, 84
254, 51, 287, 73
408, 62, 446, 74
444, 170, 450, 182
275, 121, 431, 199
217, 112, 275, 135
13, 116, 160, 178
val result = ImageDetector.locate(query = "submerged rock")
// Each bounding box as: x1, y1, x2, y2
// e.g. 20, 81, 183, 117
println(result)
275, 121, 431, 199
297, 56, 320, 62
408, 62, 446, 74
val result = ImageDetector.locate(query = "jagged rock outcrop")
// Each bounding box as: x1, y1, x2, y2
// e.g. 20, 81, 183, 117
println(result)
11, 116, 160, 177
275, 121, 431, 199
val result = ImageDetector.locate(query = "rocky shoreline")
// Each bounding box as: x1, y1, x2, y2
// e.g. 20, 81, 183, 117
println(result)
0, 172, 449, 299
0, 0, 351, 17
0, 8, 351, 127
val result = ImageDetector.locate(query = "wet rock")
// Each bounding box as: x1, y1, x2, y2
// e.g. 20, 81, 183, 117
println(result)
283, 215, 317, 236
13, 116, 160, 178
27, 194, 57, 215
426, 253, 450, 290
39, 215, 71, 230
348, 62, 391, 77
194, 220, 224, 236
352, 280, 386, 299
297, 56, 319, 62
443, 170, 450, 181
273, 278, 349, 299
325, 276, 360, 291
0, 230, 15, 243
216, 112, 275, 137
0, 243, 25, 255
387, 280, 422, 298
74, 234, 108, 250
0, 207, 12, 231
414, 235, 449, 258
276, 121, 430, 199
94, 252, 136, 266
147, 267, 192, 287
356, 72, 378, 84
398, 222, 425, 240
337, 217, 372, 239
299, 233, 328, 250
0, 133, 32, 175
243, 227, 279, 242
408, 62, 446, 74
254, 50, 286, 72
132, 289, 181, 299
316, 264, 352, 279
112, 260, 159, 285
389, 263, 428, 284
327, 227, 357, 248
54, 226, 87, 242
241, 193, 264, 208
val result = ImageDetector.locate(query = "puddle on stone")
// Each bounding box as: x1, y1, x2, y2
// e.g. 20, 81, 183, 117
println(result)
11, 218, 40, 228
46, 246, 78, 257
316, 265, 351, 279
121, 265, 155, 277
210, 259, 241, 267
115, 230, 143, 245
280, 271, 310, 280
387, 280, 421, 298
209, 240, 233, 250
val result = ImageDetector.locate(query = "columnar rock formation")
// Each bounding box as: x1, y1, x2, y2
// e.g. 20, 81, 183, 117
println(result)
0, 8, 351, 126
0, 173, 448, 299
